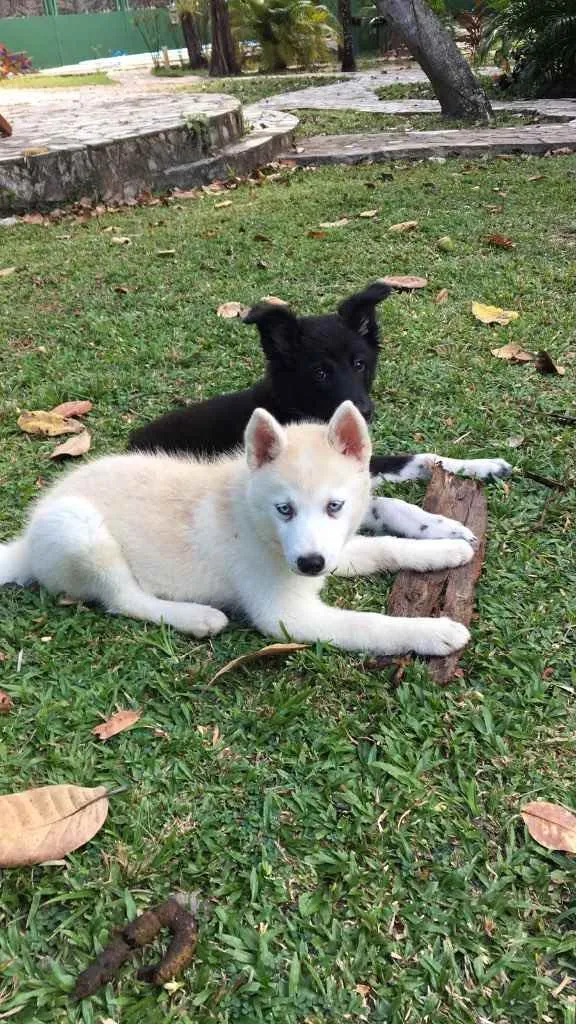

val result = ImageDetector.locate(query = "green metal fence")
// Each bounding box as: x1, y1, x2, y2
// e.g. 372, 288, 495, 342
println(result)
0, 9, 184, 69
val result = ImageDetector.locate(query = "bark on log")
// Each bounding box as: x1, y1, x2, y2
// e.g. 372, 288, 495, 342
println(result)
376, 0, 493, 121
387, 465, 488, 683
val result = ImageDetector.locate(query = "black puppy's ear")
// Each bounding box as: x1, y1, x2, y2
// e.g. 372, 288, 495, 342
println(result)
243, 303, 300, 358
337, 281, 392, 345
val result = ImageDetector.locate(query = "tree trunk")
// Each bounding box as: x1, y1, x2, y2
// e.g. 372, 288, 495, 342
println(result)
376, 0, 493, 121
209, 0, 241, 77
338, 0, 357, 72
180, 11, 207, 70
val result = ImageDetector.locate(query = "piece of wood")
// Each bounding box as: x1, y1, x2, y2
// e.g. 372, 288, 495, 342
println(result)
0, 114, 12, 138
387, 464, 488, 683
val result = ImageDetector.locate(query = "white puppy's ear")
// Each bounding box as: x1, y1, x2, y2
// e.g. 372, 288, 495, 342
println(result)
327, 401, 372, 464
245, 408, 287, 469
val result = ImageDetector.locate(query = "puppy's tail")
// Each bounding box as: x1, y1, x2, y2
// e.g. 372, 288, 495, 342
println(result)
0, 540, 29, 585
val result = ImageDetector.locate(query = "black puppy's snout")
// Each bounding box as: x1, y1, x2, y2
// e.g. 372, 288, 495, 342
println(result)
357, 399, 374, 422
297, 554, 326, 576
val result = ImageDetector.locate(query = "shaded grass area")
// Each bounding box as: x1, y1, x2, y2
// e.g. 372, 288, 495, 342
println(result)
294, 108, 542, 137
0, 155, 575, 1024
178, 73, 345, 106
375, 75, 500, 101
0, 72, 114, 89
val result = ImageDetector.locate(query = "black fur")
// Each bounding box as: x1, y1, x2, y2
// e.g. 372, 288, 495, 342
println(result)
129, 282, 391, 458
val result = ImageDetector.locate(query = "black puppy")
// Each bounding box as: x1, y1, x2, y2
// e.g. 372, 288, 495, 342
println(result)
129, 282, 510, 540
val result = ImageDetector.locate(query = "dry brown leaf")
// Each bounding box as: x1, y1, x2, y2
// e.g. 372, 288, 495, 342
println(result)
49, 430, 91, 460
491, 342, 534, 362
0, 784, 109, 867
472, 302, 520, 326
306, 230, 327, 240
507, 435, 525, 449
388, 220, 418, 233
0, 690, 14, 714
110, 236, 131, 245
359, 209, 379, 219
22, 212, 46, 225
50, 400, 93, 418
527, 174, 545, 182
92, 709, 142, 742
260, 296, 289, 306
318, 218, 349, 228
156, 249, 176, 257
521, 801, 576, 853
435, 288, 449, 304
485, 204, 504, 213
214, 200, 233, 209
0, 267, 16, 278
17, 411, 85, 437
114, 284, 130, 294
381, 275, 428, 290
534, 350, 566, 376
217, 301, 250, 319
254, 233, 272, 242
208, 642, 309, 685
484, 234, 515, 249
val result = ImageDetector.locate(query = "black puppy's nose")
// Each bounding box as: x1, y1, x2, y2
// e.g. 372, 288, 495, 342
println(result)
357, 400, 374, 422
297, 553, 325, 576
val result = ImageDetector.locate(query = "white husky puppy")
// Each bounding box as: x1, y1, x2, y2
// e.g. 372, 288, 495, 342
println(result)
0, 402, 474, 656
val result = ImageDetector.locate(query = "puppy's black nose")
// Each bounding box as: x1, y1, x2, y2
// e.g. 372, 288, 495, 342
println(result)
357, 400, 374, 422
297, 553, 325, 575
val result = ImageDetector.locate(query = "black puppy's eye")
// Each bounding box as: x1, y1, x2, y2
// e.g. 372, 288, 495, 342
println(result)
353, 359, 366, 372
326, 500, 344, 516
312, 366, 328, 382
276, 502, 294, 520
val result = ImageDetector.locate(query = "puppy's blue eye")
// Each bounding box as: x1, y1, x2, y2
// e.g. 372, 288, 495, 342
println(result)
326, 500, 344, 515
276, 503, 294, 519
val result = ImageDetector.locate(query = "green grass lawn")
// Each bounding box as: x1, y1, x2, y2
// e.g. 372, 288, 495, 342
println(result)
0, 155, 575, 1024
178, 74, 345, 106
375, 75, 499, 102
0, 73, 113, 89
294, 108, 542, 137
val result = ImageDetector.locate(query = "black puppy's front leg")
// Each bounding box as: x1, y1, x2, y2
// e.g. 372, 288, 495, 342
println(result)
369, 453, 512, 484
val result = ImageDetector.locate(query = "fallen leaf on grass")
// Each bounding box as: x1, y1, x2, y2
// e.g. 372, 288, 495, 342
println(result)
0, 267, 16, 278
217, 301, 249, 319
507, 435, 525, 449
388, 220, 418, 233
156, 249, 176, 257
521, 801, 576, 853
114, 285, 130, 295
92, 709, 142, 741
51, 400, 93, 418
0, 784, 109, 867
0, 690, 14, 714
359, 209, 379, 219
381, 275, 428, 290
214, 200, 233, 209
534, 350, 566, 376
260, 296, 289, 306
485, 204, 504, 213
491, 342, 533, 362
527, 174, 545, 182
50, 430, 91, 460
318, 218, 349, 228
208, 642, 309, 685
254, 233, 272, 242
17, 411, 85, 437
110, 236, 131, 245
484, 234, 515, 249
472, 302, 519, 326
435, 288, 449, 304
306, 230, 327, 240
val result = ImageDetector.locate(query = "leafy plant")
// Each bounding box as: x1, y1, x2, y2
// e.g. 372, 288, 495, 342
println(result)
0, 43, 33, 78
230, 0, 336, 71
480, 0, 576, 96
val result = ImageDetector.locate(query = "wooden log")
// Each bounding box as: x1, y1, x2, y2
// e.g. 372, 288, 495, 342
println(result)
387, 464, 488, 683
0, 114, 13, 139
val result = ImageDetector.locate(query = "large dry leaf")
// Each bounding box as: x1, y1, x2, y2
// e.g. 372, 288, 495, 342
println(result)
534, 350, 566, 376
50, 400, 93, 418
260, 296, 289, 306
388, 220, 418, 233
17, 411, 85, 437
472, 302, 519, 326
0, 689, 14, 714
381, 275, 428, 290
491, 342, 534, 363
217, 301, 249, 319
306, 230, 327, 240
521, 801, 576, 853
208, 643, 309, 685
50, 430, 91, 460
92, 709, 142, 741
110, 236, 131, 245
359, 209, 379, 219
318, 218, 349, 228
0, 266, 16, 279
0, 784, 109, 867
435, 288, 449, 304
483, 233, 514, 249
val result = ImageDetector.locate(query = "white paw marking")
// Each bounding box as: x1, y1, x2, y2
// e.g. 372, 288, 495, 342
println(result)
414, 618, 471, 656
194, 608, 229, 638
423, 516, 476, 543
462, 457, 512, 480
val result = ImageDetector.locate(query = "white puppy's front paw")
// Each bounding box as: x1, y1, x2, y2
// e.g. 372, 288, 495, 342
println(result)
193, 607, 229, 638
422, 515, 476, 544
412, 617, 470, 656
464, 457, 512, 480
410, 539, 475, 572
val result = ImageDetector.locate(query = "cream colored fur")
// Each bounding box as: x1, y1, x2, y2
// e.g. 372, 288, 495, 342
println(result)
0, 402, 473, 656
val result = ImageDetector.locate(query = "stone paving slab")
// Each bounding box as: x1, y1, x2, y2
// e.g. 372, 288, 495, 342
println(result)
284, 123, 576, 166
